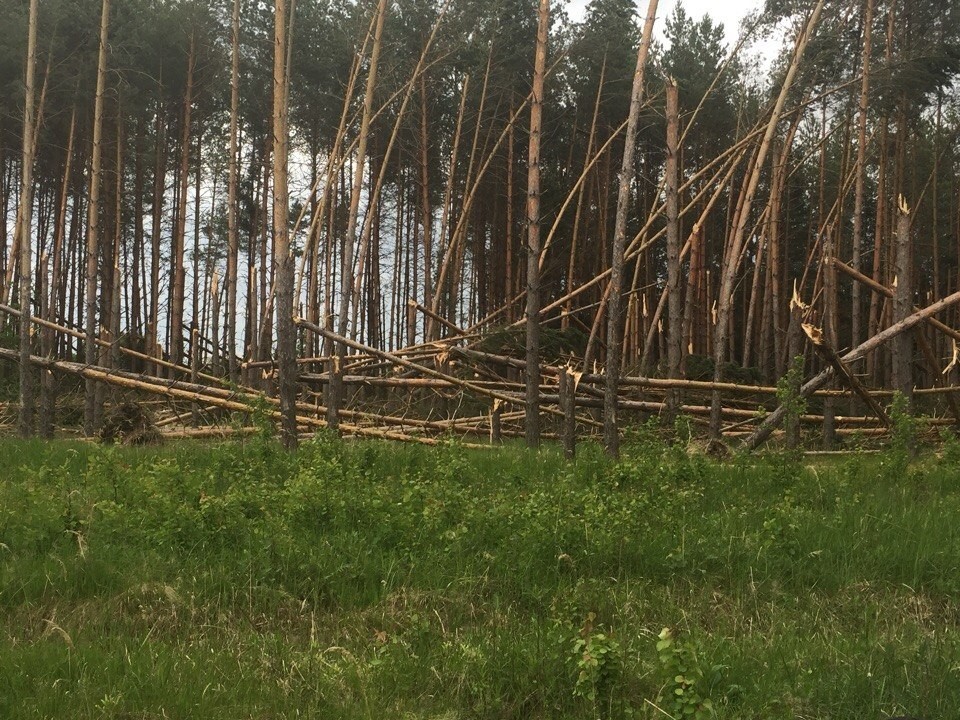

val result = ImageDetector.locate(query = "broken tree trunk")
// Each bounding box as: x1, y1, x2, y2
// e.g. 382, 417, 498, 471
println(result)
891, 195, 913, 407
744, 288, 960, 450
803, 323, 890, 427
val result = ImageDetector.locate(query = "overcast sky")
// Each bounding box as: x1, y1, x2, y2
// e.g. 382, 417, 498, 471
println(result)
566, 0, 763, 47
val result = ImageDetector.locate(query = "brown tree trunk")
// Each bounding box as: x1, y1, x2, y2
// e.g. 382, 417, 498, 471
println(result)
84, 0, 110, 436
273, 0, 297, 448
892, 196, 913, 406
419, 74, 432, 341
525, 0, 549, 448
603, 0, 658, 457
226, 0, 241, 382
40, 105, 75, 436
169, 32, 195, 373
18, 0, 38, 437
664, 79, 682, 416
850, 0, 874, 352
328, 0, 388, 428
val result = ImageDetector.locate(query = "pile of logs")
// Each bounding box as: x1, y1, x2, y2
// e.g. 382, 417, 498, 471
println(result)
2, 281, 960, 454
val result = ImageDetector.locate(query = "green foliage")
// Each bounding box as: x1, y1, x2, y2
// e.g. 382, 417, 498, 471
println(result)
571, 613, 622, 705
777, 355, 807, 454
476, 324, 588, 360
2, 438, 960, 718
684, 354, 763, 385
655, 627, 715, 719
889, 390, 920, 459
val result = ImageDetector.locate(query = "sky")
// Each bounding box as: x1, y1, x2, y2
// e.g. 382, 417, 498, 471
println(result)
566, 0, 763, 47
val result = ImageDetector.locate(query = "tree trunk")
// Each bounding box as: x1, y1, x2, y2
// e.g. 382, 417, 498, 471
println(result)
525, 0, 549, 448
710, 0, 824, 438
169, 32, 195, 373
329, 0, 388, 428
603, 0, 658, 458
850, 0, 874, 353
664, 79, 682, 417
226, 0, 241, 382
84, 0, 110, 436
273, 0, 297, 448
892, 196, 913, 406
18, 0, 38, 437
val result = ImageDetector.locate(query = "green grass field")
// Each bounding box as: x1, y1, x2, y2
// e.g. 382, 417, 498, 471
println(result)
2, 428, 959, 718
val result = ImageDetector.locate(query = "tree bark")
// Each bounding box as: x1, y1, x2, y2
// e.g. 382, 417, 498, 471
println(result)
891, 195, 913, 406
603, 0, 658, 458
226, 0, 241, 382
328, 0, 388, 429
744, 288, 960, 451
850, 0, 874, 352
84, 0, 110, 436
664, 78, 682, 417
169, 32, 195, 373
18, 0, 39, 437
273, 0, 297, 448
525, 0, 549, 448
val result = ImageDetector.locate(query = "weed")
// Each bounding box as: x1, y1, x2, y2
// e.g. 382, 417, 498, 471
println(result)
0, 438, 955, 720
777, 355, 807, 455
654, 627, 715, 719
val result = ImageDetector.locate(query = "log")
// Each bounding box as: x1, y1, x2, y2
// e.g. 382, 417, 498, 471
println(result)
832, 258, 960, 343
0, 302, 229, 388
0, 348, 486, 448
744, 288, 960, 450
802, 323, 890, 427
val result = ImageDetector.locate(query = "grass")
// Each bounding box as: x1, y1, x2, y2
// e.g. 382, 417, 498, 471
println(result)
2, 426, 960, 718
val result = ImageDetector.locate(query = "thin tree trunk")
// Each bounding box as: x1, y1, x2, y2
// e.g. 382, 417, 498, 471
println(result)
892, 196, 913, 406
41, 105, 75, 435
225, 0, 240, 381
328, 0, 388, 428
664, 79, 682, 417
505, 97, 515, 323
84, 0, 110, 436
148, 105, 165, 376
273, 0, 296, 447
18, 0, 39, 437
169, 32, 195, 373
524, 0, 549, 448
710, 0, 824, 438
850, 0, 874, 352
604, 0, 658, 457
419, 74, 432, 341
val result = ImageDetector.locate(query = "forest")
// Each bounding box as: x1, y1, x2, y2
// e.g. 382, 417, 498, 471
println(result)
1, 0, 960, 451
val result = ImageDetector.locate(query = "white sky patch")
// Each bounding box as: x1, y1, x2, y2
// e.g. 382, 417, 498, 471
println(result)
565, 0, 762, 48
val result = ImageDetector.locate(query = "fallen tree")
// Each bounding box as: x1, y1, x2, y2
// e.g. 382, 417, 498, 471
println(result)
743, 288, 960, 450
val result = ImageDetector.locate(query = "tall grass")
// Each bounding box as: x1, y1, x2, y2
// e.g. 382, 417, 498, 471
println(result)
2, 431, 959, 718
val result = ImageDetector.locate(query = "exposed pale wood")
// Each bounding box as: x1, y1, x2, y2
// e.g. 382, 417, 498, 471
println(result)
803, 323, 890, 427
745, 288, 960, 450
